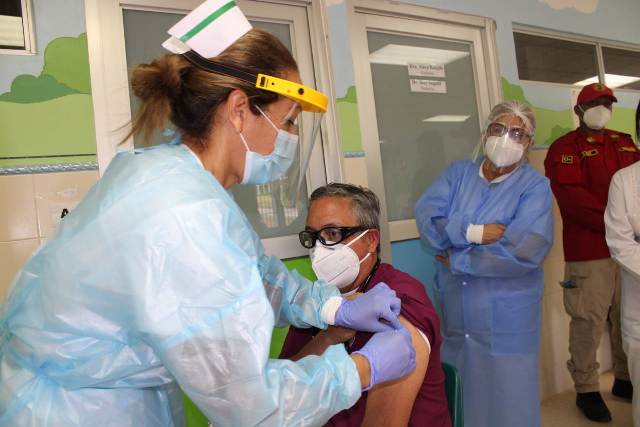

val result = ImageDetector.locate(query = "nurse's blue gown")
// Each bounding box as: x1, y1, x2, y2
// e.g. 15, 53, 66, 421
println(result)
415, 160, 553, 427
0, 143, 360, 426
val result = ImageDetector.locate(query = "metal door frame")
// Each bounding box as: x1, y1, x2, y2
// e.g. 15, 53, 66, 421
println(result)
346, 0, 502, 262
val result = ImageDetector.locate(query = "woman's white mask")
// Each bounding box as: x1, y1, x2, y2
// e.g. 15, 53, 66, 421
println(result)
484, 135, 525, 168
310, 230, 371, 289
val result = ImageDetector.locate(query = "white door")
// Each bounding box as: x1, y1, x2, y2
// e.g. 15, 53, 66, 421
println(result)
349, 3, 501, 261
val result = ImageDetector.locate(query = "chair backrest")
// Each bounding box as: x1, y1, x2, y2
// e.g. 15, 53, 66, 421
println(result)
442, 362, 464, 427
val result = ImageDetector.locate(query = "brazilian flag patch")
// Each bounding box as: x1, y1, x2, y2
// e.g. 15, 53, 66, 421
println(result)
561, 155, 574, 164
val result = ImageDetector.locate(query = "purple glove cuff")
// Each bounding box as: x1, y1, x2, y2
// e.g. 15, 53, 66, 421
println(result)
352, 350, 375, 392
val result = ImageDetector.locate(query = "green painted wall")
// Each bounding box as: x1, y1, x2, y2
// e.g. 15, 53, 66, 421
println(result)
336, 86, 363, 153
335, 78, 637, 159
0, 34, 96, 167
502, 77, 638, 146
0, 94, 97, 167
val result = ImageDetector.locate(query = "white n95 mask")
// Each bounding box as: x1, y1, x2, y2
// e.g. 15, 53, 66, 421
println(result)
310, 230, 371, 289
484, 135, 524, 168
581, 105, 611, 130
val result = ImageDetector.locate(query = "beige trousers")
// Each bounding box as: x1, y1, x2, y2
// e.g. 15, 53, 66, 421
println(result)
563, 258, 629, 393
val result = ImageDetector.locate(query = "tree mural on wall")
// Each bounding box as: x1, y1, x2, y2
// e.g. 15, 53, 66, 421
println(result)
0, 74, 79, 103
0, 33, 96, 168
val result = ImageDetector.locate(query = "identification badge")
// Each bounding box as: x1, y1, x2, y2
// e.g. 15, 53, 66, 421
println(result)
620, 146, 637, 152
581, 149, 599, 158
561, 155, 574, 164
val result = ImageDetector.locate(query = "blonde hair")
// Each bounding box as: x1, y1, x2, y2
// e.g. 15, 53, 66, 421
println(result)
128, 29, 298, 148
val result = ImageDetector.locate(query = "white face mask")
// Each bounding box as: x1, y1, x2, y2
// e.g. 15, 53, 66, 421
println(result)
484, 135, 525, 168
581, 105, 611, 130
310, 230, 371, 290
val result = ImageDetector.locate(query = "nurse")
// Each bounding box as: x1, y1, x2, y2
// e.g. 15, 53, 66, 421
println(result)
0, 3, 415, 426
415, 101, 553, 427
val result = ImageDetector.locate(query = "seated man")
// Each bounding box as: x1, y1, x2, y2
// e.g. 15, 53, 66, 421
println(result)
280, 183, 451, 427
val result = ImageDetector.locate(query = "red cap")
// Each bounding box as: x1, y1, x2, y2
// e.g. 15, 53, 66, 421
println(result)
577, 83, 617, 105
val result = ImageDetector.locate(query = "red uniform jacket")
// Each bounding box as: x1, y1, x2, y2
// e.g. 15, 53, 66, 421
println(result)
280, 263, 451, 427
545, 127, 639, 261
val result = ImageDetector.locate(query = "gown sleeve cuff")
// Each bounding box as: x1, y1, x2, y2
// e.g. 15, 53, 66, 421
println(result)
322, 296, 344, 325
466, 224, 484, 244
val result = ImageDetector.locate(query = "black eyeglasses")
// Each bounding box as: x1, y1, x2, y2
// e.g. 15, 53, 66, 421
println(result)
487, 122, 530, 142
298, 226, 368, 249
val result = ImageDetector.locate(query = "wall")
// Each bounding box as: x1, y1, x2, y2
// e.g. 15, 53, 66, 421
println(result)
0, 0, 97, 168
324, 0, 640, 400
0, 0, 99, 301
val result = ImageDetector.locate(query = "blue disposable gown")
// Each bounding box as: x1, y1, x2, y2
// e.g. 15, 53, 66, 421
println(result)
415, 160, 553, 427
0, 143, 361, 426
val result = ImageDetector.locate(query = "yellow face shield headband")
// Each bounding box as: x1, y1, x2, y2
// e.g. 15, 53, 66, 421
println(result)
183, 50, 328, 112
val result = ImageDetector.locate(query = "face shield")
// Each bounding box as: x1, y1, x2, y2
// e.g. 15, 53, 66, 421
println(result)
472, 117, 534, 174
255, 73, 326, 210
182, 51, 326, 216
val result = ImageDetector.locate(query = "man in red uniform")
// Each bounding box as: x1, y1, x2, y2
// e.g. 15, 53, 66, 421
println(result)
282, 183, 451, 427
545, 83, 639, 422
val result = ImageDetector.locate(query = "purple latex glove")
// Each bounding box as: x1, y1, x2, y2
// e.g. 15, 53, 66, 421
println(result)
354, 325, 416, 390
335, 282, 402, 332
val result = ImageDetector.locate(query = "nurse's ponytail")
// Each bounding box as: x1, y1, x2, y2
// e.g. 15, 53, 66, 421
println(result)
130, 54, 187, 143
128, 29, 298, 148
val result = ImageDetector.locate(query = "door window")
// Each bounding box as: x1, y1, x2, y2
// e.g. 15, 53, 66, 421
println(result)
120, 1, 325, 247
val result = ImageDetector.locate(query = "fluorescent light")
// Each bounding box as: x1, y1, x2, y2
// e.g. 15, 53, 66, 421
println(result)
370, 44, 469, 66
0, 16, 24, 47
573, 74, 640, 88
423, 115, 470, 122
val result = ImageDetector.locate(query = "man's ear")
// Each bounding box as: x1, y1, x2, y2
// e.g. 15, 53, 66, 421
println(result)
225, 89, 252, 133
366, 229, 380, 253
574, 104, 583, 119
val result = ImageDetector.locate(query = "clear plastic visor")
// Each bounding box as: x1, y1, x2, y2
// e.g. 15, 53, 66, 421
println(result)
278, 103, 323, 209
472, 121, 534, 174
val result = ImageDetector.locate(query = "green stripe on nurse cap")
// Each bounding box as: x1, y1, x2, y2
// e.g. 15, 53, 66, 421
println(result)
162, 0, 252, 58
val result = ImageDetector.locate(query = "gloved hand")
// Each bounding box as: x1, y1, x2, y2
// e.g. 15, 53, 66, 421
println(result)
354, 326, 416, 390
334, 282, 402, 332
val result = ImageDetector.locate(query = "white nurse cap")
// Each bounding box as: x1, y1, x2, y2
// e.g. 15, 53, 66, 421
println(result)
162, 0, 252, 58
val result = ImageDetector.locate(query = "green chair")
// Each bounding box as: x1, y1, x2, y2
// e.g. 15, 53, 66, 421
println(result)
442, 362, 464, 427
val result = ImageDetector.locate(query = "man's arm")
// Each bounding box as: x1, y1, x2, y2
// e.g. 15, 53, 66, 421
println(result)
281, 293, 361, 361
288, 326, 356, 361
360, 316, 429, 427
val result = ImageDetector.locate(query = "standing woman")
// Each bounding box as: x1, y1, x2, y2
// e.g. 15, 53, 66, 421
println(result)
414, 101, 553, 427
605, 99, 640, 426
0, 4, 415, 426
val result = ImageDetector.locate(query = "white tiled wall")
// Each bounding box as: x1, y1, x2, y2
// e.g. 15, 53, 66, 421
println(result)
0, 171, 99, 302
